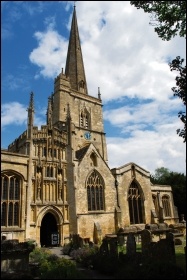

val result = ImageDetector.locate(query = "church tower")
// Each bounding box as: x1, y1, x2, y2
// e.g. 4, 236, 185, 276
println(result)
52, 6, 108, 163
52, 5, 117, 239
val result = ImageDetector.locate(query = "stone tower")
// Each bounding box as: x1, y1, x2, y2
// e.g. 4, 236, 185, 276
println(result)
52, 5, 116, 239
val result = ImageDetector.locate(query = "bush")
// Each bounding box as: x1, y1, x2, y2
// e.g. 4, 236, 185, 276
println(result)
70, 245, 99, 268
29, 247, 52, 264
39, 257, 84, 279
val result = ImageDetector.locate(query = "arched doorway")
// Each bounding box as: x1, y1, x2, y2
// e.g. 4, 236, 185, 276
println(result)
40, 212, 58, 247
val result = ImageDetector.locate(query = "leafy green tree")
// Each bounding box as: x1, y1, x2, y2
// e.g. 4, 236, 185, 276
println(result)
169, 56, 186, 142
130, 1, 186, 40
151, 167, 186, 220
130, 1, 186, 142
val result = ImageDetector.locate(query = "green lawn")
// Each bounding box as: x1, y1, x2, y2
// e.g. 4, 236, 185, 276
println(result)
175, 243, 186, 274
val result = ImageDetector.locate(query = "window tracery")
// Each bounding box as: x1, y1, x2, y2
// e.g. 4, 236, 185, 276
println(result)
86, 170, 105, 211
128, 180, 144, 224
1, 174, 21, 227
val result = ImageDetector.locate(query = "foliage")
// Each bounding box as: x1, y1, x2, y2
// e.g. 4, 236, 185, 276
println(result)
130, 1, 186, 40
29, 247, 52, 264
39, 257, 83, 279
150, 167, 186, 219
29, 247, 85, 279
169, 56, 186, 142
130, 1, 186, 142
70, 245, 99, 268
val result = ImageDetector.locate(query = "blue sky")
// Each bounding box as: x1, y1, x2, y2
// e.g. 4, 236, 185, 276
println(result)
1, 1, 186, 175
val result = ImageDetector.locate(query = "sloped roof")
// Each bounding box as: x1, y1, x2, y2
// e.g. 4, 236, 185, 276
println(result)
75, 144, 90, 161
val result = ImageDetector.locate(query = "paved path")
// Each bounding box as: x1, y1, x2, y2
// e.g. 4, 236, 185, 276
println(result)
47, 246, 72, 259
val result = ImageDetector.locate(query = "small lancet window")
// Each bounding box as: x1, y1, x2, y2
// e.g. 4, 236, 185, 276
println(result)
79, 80, 85, 93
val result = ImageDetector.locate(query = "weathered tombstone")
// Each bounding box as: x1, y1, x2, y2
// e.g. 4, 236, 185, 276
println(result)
94, 222, 102, 244
145, 223, 158, 231
99, 238, 109, 256
118, 234, 125, 246
109, 237, 118, 256
141, 229, 152, 257
166, 232, 176, 263
126, 233, 136, 256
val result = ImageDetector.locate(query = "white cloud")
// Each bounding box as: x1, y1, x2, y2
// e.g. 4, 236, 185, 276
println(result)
107, 130, 185, 175
29, 28, 68, 78
1, 101, 46, 130
1, 102, 28, 127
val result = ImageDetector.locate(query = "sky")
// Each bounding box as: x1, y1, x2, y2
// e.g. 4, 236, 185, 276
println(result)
1, 1, 186, 175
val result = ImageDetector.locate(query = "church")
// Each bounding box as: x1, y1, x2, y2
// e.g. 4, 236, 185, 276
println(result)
1, 6, 179, 247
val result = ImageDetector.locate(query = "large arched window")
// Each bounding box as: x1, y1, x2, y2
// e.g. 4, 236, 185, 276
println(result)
87, 170, 105, 211
1, 173, 21, 227
128, 181, 144, 224
162, 195, 171, 217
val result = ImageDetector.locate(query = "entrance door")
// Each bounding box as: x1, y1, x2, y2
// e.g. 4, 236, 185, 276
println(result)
40, 212, 58, 247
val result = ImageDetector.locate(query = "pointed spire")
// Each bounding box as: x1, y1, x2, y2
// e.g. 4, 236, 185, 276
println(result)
98, 87, 101, 100
27, 91, 34, 140
65, 6, 88, 94
47, 95, 53, 129
66, 103, 71, 120
28, 91, 34, 111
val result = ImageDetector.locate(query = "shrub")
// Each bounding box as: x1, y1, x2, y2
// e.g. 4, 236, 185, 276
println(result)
70, 245, 99, 268
39, 257, 84, 279
29, 247, 51, 264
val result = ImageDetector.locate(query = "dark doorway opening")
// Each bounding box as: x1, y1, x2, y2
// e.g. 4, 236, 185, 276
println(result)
40, 212, 58, 247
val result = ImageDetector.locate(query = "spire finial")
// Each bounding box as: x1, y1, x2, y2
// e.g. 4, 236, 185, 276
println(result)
98, 87, 101, 100
74, 1, 76, 8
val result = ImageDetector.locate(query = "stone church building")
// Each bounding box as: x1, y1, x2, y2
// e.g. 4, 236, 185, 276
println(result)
1, 7, 179, 246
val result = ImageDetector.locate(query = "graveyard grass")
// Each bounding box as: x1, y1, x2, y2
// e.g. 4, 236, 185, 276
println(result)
175, 243, 186, 274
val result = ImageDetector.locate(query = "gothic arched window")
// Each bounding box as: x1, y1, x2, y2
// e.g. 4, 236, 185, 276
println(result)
162, 195, 171, 217
86, 170, 105, 211
80, 109, 90, 129
1, 173, 21, 227
128, 181, 144, 224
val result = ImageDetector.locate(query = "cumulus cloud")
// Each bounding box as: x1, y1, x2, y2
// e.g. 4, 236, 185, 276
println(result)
1, 102, 46, 130
29, 28, 68, 78
1, 102, 28, 127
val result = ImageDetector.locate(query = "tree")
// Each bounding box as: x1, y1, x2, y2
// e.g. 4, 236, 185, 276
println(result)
130, 1, 186, 142
151, 167, 186, 220
130, 1, 186, 41
169, 56, 186, 142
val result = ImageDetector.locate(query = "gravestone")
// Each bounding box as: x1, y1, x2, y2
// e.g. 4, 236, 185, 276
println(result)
141, 229, 152, 257
99, 238, 109, 256
109, 237, 118, 256
126, 233, 136, 256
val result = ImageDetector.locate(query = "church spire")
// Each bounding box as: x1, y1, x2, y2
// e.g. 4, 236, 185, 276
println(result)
65, 5, 88, 94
